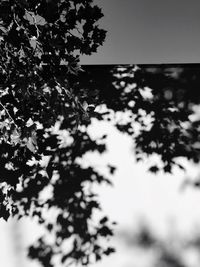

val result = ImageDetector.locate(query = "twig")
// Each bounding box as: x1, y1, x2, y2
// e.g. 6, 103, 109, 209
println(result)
13, 13, 21, 29
0, 101, 19, 129
25, 9, 40, 39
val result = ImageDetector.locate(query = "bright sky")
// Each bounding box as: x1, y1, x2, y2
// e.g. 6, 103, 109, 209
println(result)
80, 0, 200, 64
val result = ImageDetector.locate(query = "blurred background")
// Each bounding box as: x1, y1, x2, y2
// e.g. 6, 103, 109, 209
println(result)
2, 114, 200, 267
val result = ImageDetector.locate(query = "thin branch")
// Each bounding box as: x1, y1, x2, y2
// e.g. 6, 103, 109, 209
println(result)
0, 102, 19, 129
13, 13, 21, 29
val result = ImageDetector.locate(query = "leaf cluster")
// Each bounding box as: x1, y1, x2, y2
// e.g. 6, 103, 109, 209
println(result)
0, 1, 116, 266
79, 65, 200, 173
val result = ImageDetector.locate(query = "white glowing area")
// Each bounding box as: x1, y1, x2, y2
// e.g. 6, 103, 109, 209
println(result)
1, 112, 200, 267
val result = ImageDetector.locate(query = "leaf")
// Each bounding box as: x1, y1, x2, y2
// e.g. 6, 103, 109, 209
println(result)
98, 225, 113, 237
82, 101, 88, 111
149, 165, 159, 173
10, 129, 21, 145
0, 204, 10, 221
99, 216, 108, 224
108, 165, 116, 175
104, 247, 115, 256
26, 137, 37, 153
164, 164, 172, 173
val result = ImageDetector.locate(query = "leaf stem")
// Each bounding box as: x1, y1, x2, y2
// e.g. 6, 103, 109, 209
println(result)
0, 102, 19, 129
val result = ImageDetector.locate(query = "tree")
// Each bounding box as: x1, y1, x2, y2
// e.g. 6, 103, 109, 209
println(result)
0, 1, 114, 266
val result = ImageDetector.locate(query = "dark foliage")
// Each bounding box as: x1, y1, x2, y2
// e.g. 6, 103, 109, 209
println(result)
0, 1, 115, 266
79, 64, 200, 173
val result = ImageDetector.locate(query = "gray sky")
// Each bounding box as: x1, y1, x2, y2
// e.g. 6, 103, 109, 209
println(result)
80, 0, 200, 64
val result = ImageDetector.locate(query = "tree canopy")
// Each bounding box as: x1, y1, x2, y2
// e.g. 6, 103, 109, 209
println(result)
0, 1, 114, 266
1, 0, 200, 266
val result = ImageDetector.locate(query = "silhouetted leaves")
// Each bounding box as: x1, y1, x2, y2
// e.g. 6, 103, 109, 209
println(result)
0, 0, 116, 266
0, 203, 10, 221
79, 65, 200, 173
